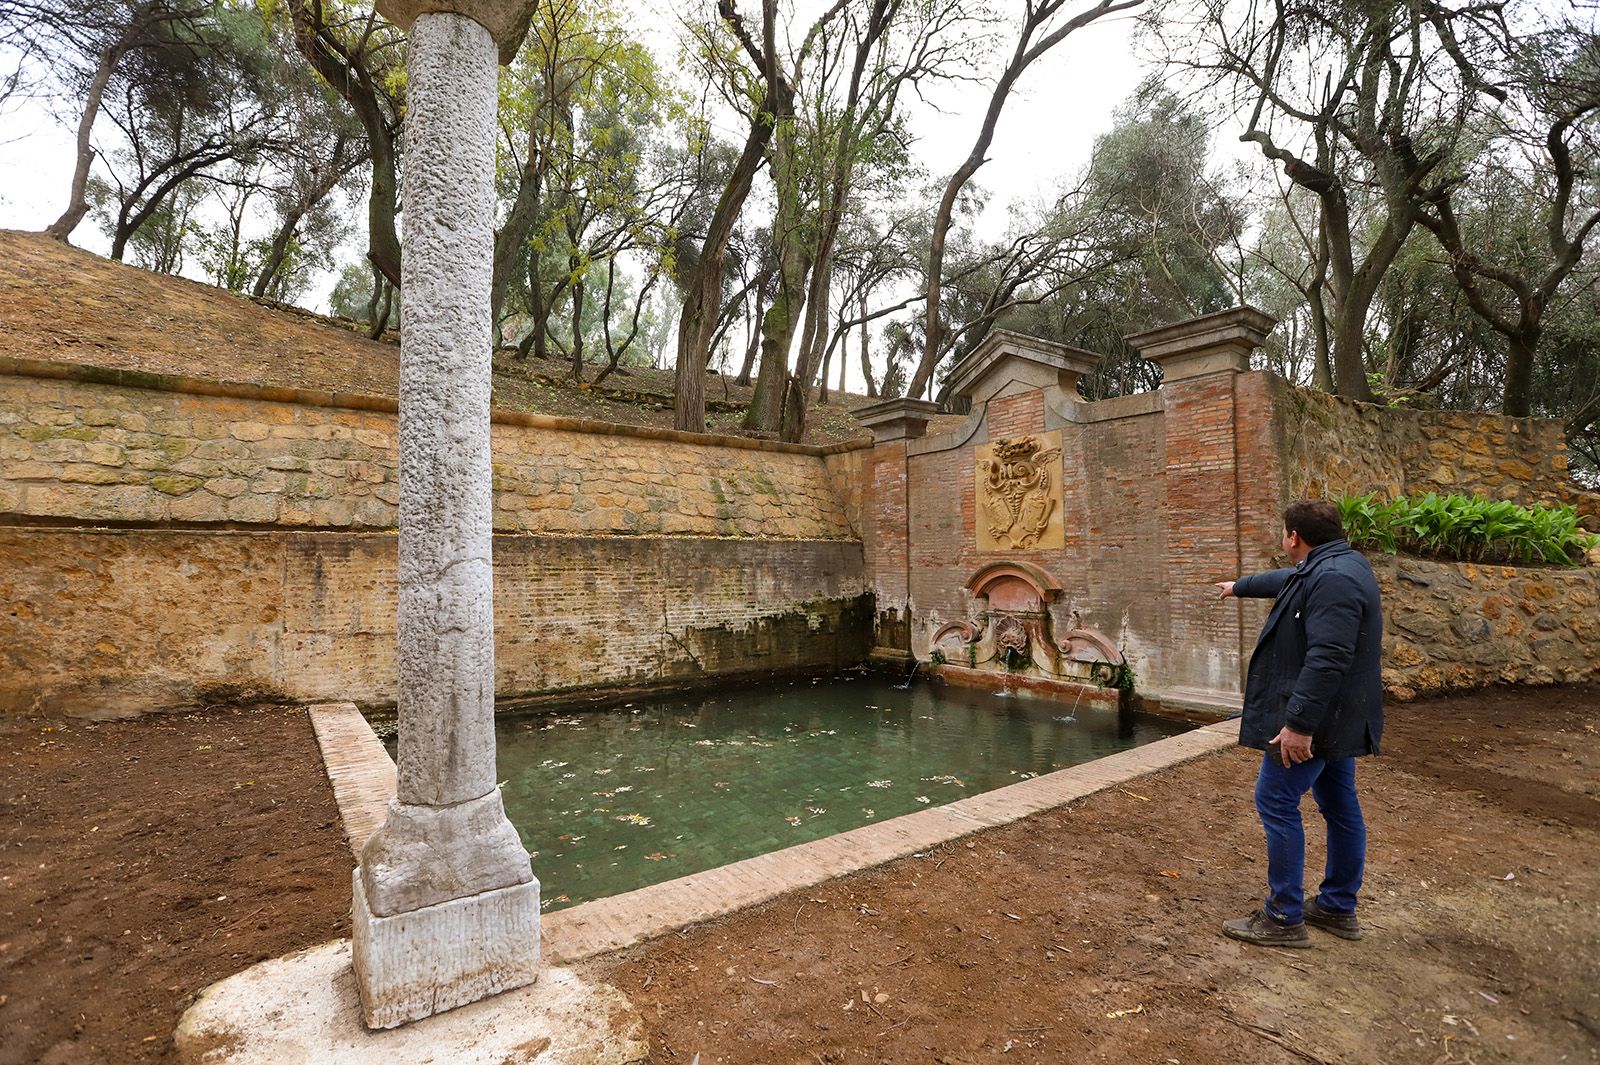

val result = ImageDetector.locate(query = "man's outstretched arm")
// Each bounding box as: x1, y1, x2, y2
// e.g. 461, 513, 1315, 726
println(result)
1216, 568, 1297, 600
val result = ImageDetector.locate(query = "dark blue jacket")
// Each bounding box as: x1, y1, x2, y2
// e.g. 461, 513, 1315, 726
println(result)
1234, 539, 1384, 759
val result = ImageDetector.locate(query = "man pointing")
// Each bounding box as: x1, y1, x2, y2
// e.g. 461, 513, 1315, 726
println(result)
1215, 499, 1384, 948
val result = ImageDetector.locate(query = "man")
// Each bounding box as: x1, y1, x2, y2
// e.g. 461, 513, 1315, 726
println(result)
1214, 499, 1383, 948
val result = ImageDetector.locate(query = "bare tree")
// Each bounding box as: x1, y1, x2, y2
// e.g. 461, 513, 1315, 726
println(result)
907, 0, 1141, 400
673, 0, 793, 432
283, 0, 404, 298
1173, 0, 1507, 402
1417, 23, 1600, 416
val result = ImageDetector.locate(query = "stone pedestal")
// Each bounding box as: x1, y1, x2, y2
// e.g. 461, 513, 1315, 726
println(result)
353, 1, 537, 1030
352, 872, 541, 1030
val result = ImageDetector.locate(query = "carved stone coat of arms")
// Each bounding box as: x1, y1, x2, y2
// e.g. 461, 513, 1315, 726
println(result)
974, 431, 1064, 551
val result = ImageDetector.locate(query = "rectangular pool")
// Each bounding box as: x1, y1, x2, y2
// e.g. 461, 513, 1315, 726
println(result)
388, 673, 1187, 911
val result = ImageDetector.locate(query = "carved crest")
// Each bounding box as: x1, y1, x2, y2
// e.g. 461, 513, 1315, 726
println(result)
977, 434, 1062, 549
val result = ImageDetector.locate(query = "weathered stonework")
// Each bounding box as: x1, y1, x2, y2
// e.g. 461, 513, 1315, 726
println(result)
1270, 379, 1585, 510
1374, 555, 1600, 698
0, 368, 858, 539
0, 528, 869, 716
974, 432, 1064, 551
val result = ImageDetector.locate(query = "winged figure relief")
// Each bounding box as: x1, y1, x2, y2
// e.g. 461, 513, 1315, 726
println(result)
979, 437, 1061, 547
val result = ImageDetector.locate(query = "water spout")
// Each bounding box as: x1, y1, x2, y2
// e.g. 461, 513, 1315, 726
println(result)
892, 658, 921, 691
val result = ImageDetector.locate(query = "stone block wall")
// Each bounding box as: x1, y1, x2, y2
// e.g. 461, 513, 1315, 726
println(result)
1375, 556, 1600, 698
0, 359, 873, 716
0, 360, 858, 539
1272, 381, 1577, 507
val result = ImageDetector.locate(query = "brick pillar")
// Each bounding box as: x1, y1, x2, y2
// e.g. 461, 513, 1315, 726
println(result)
1127, 307, 1276, 703
855, 399, 939, 653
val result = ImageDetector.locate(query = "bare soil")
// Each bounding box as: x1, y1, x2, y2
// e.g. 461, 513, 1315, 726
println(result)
0, 229, 876, 447
1, 686, 1596, 1064
0, 705, 350, 1065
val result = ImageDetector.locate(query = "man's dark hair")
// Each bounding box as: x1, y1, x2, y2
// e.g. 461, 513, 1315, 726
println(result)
1284, 499, 1344, 546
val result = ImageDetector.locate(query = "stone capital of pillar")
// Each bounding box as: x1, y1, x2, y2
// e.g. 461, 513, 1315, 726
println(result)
855, 397, 943, 443
376, 0, 531, 63
1125, 306, 1278, 384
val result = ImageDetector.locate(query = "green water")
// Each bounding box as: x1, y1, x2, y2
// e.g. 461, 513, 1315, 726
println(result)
392, 674, 1187, 912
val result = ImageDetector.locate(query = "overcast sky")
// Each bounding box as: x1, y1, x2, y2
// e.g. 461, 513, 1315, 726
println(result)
0, 3, 1162, 392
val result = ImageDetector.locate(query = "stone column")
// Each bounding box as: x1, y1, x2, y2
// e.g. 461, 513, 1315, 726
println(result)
353, 0, 537, 1031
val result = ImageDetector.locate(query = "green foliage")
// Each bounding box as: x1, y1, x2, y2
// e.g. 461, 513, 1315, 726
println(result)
1336, 493, 1598, 567
1090, 660, 1136, 692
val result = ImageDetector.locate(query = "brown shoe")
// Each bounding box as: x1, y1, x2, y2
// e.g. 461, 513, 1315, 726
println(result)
1303, 898, 1362, 940
1222, 908, 1312, 948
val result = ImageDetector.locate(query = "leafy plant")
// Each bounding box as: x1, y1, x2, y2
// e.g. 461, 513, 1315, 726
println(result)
1090, 660, 1136, 692
1336, 493, 1597, 567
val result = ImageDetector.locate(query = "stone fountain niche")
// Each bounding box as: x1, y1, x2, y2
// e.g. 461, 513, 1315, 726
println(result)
930, 563, 1127, 698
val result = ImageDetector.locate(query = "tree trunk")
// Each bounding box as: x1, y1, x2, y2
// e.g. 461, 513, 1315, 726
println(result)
674, 111, 772, 431
860, 291, 878, 397
570, 266, 586, 380
735, 287, 763, 387
46, 37, 125, 242
288, 2, 401, 288
1503, 333, 1537, 418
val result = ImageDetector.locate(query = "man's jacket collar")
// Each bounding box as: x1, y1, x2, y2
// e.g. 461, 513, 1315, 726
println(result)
1296, 538, 1352, 574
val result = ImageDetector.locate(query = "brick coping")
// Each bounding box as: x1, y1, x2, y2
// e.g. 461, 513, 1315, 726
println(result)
0, 355, 872, 458
309, 701, 1240, 964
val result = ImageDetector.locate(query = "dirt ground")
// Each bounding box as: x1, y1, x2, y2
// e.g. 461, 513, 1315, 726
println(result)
1, 686, 1596, 1065
0, 705, 351, 1065
599, 683, 1600, 1065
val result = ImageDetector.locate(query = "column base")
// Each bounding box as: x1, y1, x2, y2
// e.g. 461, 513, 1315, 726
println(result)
352, 868, 541, 1029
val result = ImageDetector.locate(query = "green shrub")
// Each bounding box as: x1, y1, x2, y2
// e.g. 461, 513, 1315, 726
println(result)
1335, 493, 1598, 567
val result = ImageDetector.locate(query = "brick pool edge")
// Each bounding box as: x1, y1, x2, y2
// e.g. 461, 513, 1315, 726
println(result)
310, 702, 1241, 963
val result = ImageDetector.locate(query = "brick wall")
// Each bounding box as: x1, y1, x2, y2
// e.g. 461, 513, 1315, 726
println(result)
847, 366, 1590, 711
0, 528, 870, 716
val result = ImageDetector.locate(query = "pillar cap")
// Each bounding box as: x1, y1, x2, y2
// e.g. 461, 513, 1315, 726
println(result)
376, 0, 532, 64
854, 397, 943, 442
1125, 306, 1277, 383
945, 329, 1101, 405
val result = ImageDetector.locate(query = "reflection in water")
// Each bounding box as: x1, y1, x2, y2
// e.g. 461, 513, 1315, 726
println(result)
471, 674, 1186, 911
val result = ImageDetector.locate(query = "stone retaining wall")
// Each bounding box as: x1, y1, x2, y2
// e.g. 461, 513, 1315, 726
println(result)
0, 360, 874, 716
0, 361, 860, 539
0, 527, 870, 716
1273, 381, 1579, 506
1375, 556, 1600, 699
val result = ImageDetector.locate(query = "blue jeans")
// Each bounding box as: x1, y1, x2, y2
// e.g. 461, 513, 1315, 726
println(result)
1254, 751, 1366, 924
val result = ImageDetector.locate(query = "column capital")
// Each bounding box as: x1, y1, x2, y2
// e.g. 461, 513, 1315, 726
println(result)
1125, 306, 1277, 384
376, 0, 531, 63
855, 397, 943, 443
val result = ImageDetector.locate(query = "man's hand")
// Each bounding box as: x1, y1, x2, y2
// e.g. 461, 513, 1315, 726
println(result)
1271, 726, 1313, 767
1215, 581, 1236, 599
